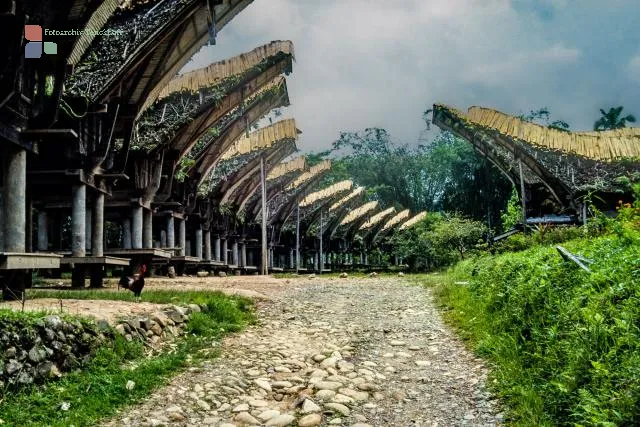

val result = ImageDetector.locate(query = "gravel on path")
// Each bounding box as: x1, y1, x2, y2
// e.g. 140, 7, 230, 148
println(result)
101, 276, 503, 427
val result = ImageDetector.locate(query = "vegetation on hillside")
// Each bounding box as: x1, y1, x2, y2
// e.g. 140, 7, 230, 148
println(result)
0, 291, 254, 426
427, 193, 640, 425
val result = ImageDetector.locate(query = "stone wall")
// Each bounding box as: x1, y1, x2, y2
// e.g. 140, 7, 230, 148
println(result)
0, 303, 206, 389
0, 314, 108, 388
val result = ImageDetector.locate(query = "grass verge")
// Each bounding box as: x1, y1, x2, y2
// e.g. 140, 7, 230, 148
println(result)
425, 231, 640, 426
0, 291, 254, 426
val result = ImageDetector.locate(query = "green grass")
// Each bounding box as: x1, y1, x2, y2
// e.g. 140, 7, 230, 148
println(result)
0, 291, 255, 426
427, 229, 640, 426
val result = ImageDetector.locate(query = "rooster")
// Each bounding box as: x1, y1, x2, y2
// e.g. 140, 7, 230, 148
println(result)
119, 264, 147, 301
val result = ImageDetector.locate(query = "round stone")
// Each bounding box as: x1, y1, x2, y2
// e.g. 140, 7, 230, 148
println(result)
298, 413, 322, 426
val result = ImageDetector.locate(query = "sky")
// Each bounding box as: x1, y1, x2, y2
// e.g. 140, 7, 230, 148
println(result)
182, 0, 640, 153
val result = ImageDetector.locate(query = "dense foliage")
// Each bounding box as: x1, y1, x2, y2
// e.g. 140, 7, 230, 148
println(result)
390, 213, 488, 271
313, 121, 512, 227
432, 198, 640, 425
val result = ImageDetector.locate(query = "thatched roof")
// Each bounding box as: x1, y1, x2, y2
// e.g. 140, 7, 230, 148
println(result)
399, 212, 427, 230
380, 209, 410, 232
201, 119, 298, 195
135, 39, 293, 152
286, 160, 332, 190
268, 156, 307, 181
439, 104, 640, 162
433, 104, 640, 212
360, 207, 396, 230
68, 0, 122, 66
218, 137, 297, 207
66, 0, 255, 109
329, 187, 365, 212
189, 77, 290, 184
299, 180, 353, 208
340, 201, 378, 226
168, 74, 288, 158
220, 119, 299, 160
158, 41, 294, 101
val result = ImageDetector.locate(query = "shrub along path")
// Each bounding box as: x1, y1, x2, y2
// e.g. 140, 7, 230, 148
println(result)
102, 276, 502, 426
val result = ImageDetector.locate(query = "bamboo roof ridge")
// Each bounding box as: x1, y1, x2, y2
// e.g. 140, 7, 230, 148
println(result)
299, 180, 353, 208
438, 104, 640, 161
340, 201, 379, 226
158, 41, 294, 100
360, 207, 396, 230
220, 119, 299, 161
399, 212, 427, 230
381, 209, 410, 232
68, 0, 122, 65
329, 187, 365, 212
286, 160, 332, 190
268, 156, 307, 181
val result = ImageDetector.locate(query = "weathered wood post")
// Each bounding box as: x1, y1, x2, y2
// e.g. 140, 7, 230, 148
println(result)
260, 156, 268, 275
122, 217, 132, 249
177, 218, 186, 256
143, 209, 153, 249
195, 227, 203, 259
204, 229, 212, 261
518, 159, 527, 231
71, 184, 86, 287
132, 206, 143, 249
214, 236, 221, 262
222, 238, 228, 264
37, 211, 48, 251
296, 203, 300, 273
318, 209, 324, 274
166, 216, 175, 249
240, 241, 247, 267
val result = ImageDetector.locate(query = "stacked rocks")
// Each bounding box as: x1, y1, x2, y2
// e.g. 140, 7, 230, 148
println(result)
113, 304, 206, 344
0, 315, 105, 388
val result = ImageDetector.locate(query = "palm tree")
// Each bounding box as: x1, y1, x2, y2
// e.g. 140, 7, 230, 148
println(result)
593, 106, 637, 131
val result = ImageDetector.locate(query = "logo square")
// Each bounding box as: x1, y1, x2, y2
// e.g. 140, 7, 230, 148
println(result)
44, 42, 57, 55
25, 25, 42, 41
25, 42, 42, 59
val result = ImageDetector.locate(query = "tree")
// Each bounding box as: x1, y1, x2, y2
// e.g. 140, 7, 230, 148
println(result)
519, 107, 570, 131
593, 106, 637, 131
427, 215, 487, 260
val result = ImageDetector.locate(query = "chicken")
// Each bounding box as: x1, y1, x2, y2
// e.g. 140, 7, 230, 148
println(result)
119, 264, 147, 301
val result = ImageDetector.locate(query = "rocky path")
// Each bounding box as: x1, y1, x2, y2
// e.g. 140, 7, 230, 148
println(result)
102, 276, 502, 427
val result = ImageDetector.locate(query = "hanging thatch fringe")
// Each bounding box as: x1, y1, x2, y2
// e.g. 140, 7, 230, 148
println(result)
381, 209, 410, 232
220, 119, 298, 160
399, 211, 427, 231
340, 201, 378, 226
299, 180, 353, 208
268, 156, 306, 181
360, 207, 396, 230
68, 0, 122, 65
329, 187, 365, 212
438, 104, 640, 161
158, 40, 294, 99
286, 160, 331, 190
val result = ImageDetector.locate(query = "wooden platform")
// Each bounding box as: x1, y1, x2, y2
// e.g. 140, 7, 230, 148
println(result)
59, 256, 130, 266
0, 253, 62, 270
171, 256, 201, 263
105, 249, 173, 259
199, 260, 225, 266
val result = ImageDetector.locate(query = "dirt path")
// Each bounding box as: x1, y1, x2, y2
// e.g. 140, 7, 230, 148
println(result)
102, 276, 502, 427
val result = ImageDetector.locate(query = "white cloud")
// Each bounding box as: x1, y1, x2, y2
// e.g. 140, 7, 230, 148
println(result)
628, 55, 640, 84
181, 0, 639, 149
462, 43, 581, 86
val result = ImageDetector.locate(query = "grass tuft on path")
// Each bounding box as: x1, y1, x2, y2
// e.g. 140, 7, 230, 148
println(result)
0, 291, 255, 426
425, 231, 640, 426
